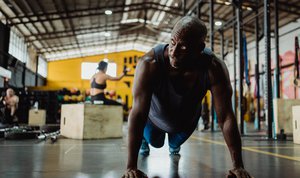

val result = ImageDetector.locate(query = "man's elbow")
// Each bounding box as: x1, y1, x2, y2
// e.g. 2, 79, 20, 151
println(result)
114, 77, 122, 81
218, 112, 235, 128
129, 107, 148, 122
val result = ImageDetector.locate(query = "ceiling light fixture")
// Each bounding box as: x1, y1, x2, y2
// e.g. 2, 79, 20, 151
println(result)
215, 21, 222, 26
105, 10, 112, 15
103, 32, 111, 37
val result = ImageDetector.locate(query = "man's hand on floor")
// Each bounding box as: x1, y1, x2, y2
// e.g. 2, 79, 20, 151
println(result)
226, 167, 253, 178
122, 168, 148, 178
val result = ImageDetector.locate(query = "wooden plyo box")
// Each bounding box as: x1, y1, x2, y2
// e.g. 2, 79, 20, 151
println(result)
28, 109, 46, 126
292, 106, 300, 144
60, 104, 123, 139
273, 99, 300, 135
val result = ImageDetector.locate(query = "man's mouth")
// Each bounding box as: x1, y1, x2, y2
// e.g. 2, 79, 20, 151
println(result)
171, 63, 179, 69
170, 57, 181, 68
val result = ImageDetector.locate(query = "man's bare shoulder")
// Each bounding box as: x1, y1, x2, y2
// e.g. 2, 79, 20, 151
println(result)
209, 55, 227, 70
133, 49, 159, 92
9, 95, 19, 104
201, 49, 226, 73
12, 95, 19, 101
137, 49, 159, 72
208, 55, 230, 86
138, 49, 156, 64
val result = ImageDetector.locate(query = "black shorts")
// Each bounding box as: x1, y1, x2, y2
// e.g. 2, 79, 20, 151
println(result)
0, 108, 14, 124
91, 93, 122, 106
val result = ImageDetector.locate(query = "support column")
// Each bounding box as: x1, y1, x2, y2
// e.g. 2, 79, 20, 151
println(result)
220, 30, 224, 60
210, 0, 215, 132
274, 0, 280, 98
182, 0, 186, 16
22, 63, 26, 87
35, 55, 39, 86
197, 0, 203, 19
233, 6, 237, 117
235, 0, 244, 135
264, 0, 273, 139
255, 1, 261, 130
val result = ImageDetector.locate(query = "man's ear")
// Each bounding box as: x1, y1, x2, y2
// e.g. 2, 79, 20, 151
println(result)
200, 42, 205, 51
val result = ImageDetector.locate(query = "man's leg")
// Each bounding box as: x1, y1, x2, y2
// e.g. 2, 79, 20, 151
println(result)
4, 108, 13, 125
140, 119, 166, 155
202, 115, 210, 130
168, 122, 198, 154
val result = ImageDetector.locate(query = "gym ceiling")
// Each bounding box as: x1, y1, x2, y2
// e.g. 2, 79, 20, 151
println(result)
0, 0, 299, 61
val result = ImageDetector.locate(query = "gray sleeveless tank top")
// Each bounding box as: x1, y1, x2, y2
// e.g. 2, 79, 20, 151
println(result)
148, 44, 213, 133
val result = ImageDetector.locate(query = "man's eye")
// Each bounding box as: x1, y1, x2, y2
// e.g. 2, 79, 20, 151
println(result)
180, 45, 187, 50
171, 40, 176, 45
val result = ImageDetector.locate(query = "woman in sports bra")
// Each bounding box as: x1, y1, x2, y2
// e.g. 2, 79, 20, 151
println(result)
90, 61, 127, 105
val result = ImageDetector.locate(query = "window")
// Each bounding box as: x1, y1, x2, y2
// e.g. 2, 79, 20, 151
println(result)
81, 62, 117, 80
37, 56, 47, 77
8, 28, 29, 63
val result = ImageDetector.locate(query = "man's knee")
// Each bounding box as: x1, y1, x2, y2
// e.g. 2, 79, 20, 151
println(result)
150, 140, 164, 148
145, 136, 165, 148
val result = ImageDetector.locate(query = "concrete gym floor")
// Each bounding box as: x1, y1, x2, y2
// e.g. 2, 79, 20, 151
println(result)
0, 125, 300, 178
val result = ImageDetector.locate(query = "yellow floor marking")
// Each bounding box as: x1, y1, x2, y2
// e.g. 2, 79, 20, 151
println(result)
190, 136, 300, 162
245, 146, 300, 149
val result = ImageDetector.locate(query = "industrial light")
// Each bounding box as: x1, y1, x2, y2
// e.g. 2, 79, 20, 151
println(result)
103, 32, 111, 37
216, 0, 231, 5
105, 10, 112, 15
215, 21, 222, 26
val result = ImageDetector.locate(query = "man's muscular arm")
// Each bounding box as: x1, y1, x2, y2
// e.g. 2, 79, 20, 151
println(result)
123, 51, 157, 178
208, 57, 251, 178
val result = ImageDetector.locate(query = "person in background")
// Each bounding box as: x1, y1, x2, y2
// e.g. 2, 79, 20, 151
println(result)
0, 88, 19, 124
201, 95, 210, 131
90, 61, 129, 105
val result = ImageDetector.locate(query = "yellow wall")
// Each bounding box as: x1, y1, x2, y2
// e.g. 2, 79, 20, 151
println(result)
40, 50, 145, 108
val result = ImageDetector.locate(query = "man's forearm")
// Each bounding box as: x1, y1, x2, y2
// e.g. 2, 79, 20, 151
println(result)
127, 112, 147, 169
221, 115, 244, 168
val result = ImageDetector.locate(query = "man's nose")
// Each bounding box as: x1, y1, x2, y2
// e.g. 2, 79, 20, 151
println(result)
170, 44, 180, 57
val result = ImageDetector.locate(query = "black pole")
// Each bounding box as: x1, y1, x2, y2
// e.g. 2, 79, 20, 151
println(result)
183, 0, 186, 16
210, 0, 214, 51
35, 55, 39, 86
210, 0, 215, 132
264, 0, 273, 139
220, 29, 224, 60
255, 2, 261, 130
233, 6, 237, 117
197, 0, 202, 19
22, 63, 26, 87
274, 0, 280, 98
236, 0, 244, 135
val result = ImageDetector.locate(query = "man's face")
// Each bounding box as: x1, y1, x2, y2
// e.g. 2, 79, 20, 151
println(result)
6, 89, 14, 97
168, 28, 205, 69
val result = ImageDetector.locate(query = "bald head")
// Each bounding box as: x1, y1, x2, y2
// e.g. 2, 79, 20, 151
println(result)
168, 16, 208, 69
172, 16, 207, 42
6, 88, 15, 97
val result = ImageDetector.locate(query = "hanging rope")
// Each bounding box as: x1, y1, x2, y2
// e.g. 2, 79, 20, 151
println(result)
294, 36, 299, 86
